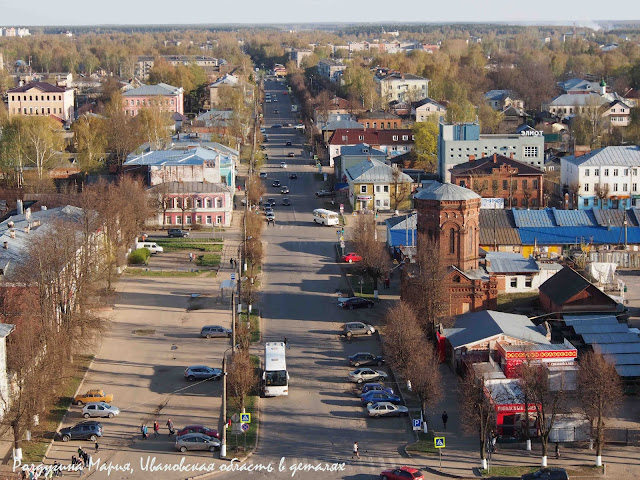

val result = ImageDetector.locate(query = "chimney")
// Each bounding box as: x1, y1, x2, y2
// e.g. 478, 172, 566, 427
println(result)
469, 154, 476, 162
493, 153, 497, 163
9, 230, 15, 239
25, 225, 30, 234
2, 242, 7, 250
16, 199, 23, 215
510, 152, 514, 159
25, 208, 31, 220
41, 206, 47, 211
481, 152, 486, 158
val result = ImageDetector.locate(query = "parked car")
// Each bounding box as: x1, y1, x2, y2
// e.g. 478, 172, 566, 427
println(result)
361, 383, 394, 396
82, 402, 120, 419
282, 198, 291, 206
341, 321, 376, 336
176, 425, 220, 439
272, 180, 281, 187
184, 365, 222, 381
74, 389, 113, 406
338, 298, 375, 310
267, 198, 276, 205
271, 124, 282, 128
274, 109, 279, 114
167, 229, 189, 238
266, 212, 276, 222
315, 190, 335, 197
200, 325, 231, 338
361, 391, 402, 406
280, 186, 290, 194
287, 153, 295, 158
58, 421, 103, 442
286, 141, 292, 146
521, 468, 569, 480
348, 352, 385, 367
289, 173, 297, 179
348, 368, 388, 384
341, 252, 362, 263
284, 122, 292, 127
380, 466, 424, 480
367, 402, 408, 418
175, 433, 220, 452
135, 242, 164, 254
259, 172, 268, 178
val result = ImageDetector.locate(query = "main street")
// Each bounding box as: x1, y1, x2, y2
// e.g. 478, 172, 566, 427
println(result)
218, 78, 416, 479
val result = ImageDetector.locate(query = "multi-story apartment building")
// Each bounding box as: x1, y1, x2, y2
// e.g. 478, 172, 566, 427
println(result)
122, 83, 184, 116
561, 146, 640, 209
438, 122, 544, 183
134, 55, 219, 79
356, 111, 401, 129
7, 82, 75, 122
374, 72, 429, 103
289, 50, 314, 68
317, 59, 347, 83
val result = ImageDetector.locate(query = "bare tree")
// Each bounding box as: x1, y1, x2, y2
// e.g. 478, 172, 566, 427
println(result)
227, 350, 258, 413
382, 301, 422, 376
405, 343, 443, 431
350, 215, 390, 296
577, 352, 624, 466
246, 176, 266, 208
390, 167, 410, 211
594, 183, 610, 209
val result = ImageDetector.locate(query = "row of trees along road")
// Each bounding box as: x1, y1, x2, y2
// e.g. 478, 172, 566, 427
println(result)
0, 178, 152, 456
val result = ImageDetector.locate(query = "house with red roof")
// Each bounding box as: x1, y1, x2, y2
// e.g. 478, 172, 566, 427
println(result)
328, 128, 415, 167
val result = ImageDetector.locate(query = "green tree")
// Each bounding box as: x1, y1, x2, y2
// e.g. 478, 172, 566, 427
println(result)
21, 117, 65, 183
478, 103, 504, 134
72, 115, 107, 174
136, 105, 173, 150
412, 121, 439, 173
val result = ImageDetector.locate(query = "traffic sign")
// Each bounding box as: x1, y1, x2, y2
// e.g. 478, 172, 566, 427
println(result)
434, 437, 445, 448
412, 419, 422, 431
231, 413, 239, 422
241, 423, 250, 432
336, 230, 341, 236
231, 273, 236, 280
240, 413, 251, 423
339, 236, 344, 242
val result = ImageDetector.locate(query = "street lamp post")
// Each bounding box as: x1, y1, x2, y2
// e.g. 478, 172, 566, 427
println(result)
220, 344, 237, 459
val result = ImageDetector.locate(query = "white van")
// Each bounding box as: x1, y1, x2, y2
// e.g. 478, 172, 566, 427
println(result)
313, 209, 339, 226
135, 242, 164, 254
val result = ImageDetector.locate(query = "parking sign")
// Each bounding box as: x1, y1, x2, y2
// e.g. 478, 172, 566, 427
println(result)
412, 419, 421, 431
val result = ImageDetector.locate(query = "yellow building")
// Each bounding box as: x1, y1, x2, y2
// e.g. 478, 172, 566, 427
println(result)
346, 158, 413, 211
7, 81, 75, 122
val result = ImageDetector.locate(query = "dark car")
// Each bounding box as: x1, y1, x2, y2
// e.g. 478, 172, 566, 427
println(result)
271, 124, 282, 129
348, 352, 385, 367
176, 425, 220, 439
521, 468, 569, 480
315, 190, 336, 197
289, 173, 297, 179
287, 152, 295, 157
286, 141, 292, 146
282, 198, 291, 206
274, 109, 279, 114
272, 180, 281, 187
338, 297, 375, 310
361, 390, 402, 406
280, 186, 290, 194
361, 383, 394, 396
167, 228, 189, 238
58, 421, 103, 442
380, 466, 424, 480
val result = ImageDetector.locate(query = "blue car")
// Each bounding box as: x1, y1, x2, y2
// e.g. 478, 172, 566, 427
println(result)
361, 390, 402, 406
360, 383, 394, 396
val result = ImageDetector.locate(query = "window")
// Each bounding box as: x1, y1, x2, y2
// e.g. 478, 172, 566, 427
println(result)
402, 135, 408, 141
185, 216, 192, 225
510, 277, 517, 288
206, 216, 212, 224
503, 180, 508, 190
614, 169, 619, 176
595, 169, 600, 176
525, 277, 533, 288
492, 180, 498, 191
585, 169, 590, 176
215, 215, 222, 225
176, 216, 182, 224
614, 183, 619, 192
392, 135, 398, 141
375, 199, 381, 207
195, 198, 203, 208
522, 179, 528, 190
483, 180, 488, 189
383, 185, 389, 193
360, 185, 367, 193
604, 169, 609, 176
376, 185, 381, 193
633, 169, 637, 176
584, 198, 589, 207
584, 183, 589, 192
358, 135, 364, 141
215, 197, 222, 208
206, 198, 213, 208
634, 183, 638, 192
625, 169, 629, 176
531, 198, 538, 207
524, 146, 538, 158
165, 216, 172, 224
533, 179, 539, 189
196, 215, 202, 224
449, 228, 455, 254
623, 184, 628, 192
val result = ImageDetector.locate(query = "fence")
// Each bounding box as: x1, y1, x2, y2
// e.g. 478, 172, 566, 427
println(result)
549, 426, 640, 445
588, 250, 640, 269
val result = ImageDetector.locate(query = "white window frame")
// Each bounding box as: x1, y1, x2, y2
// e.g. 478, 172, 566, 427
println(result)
360, 185, 367, 193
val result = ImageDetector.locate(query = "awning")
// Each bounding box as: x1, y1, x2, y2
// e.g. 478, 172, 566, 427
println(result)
356, 195, 372, 200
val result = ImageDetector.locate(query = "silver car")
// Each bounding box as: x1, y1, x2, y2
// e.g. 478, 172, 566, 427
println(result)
184, 365, 223, 381
200, 325, 231, 338
348, 367, 388, 384
367, 402, 409, 418
175, 433, 221, 452
82, 402, 120, 419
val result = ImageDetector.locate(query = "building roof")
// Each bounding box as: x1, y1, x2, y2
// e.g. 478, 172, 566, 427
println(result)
329, 128, 415, 146
385, 213, 417, 231
549, 92, 608, 107
321, 120, 364, 131
562, 146, 640, 168
196, 109, 234, 125
0, 323, 14, 338
539, 266, 608, 306
357, 110, 401, 120
478, 209, 521, 246
412, 97, 446, 109
8, 81, 68, 93
340, 143, 386, 157
485, 252, 539, 274
124, 147, 219, 167
377, 72, 427, 82
559, 78, 600, 93
210, 74, 239, 87
123, 82, 183, 97
443, 310, 548, 349
148, 181, 232, 194
413, 181, 480, 202
484, 89, 515, 102
346, 159, 412, 184
385, 214, 418, 248
449, 154, 543, 176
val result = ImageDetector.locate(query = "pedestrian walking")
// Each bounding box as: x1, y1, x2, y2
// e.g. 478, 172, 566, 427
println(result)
189, 252, 193, 262
384, 277, 390, 289
83, 450, 89, 467
555, 442, 560, 459
87, 454, 92, 468
140, 423, 146, 439
230, 258, 234, 268
442, 411, 449, 429
490, 431, 498, 453
143, 424, 148, 439
77, 447, 83, 458
352, 441, 360, 459
166, 418, 174, 436
154, 420, 160, 437
95, 440, 99, 453
71, 456, 77, 467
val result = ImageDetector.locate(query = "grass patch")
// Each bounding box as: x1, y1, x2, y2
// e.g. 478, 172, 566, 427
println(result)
348, 273, 376, 296
239, 310, 261, 344
155, 241, 223, 252
125, 268, 217, 277
21, 354, 95, 462
196, 254, 221, 267
314, 173, 324, 181
133, 329, 156, 336
497, 291, 540, 313
406, 431, 438, 456
226, 395, 259, 454
480, 466, 538, 477
156, 236, 223, 243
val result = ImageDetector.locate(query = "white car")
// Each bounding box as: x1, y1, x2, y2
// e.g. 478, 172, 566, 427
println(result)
367, 402, 409, 418
280, 162, 287, 168
348, 368, 388, 384
82, 402, 120, 419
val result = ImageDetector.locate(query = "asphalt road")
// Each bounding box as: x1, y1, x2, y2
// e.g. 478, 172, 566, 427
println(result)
216, 79, 416, 479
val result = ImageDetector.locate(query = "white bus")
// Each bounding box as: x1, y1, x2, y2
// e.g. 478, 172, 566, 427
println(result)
263, 342, 289, 397
313, 209, 339, 226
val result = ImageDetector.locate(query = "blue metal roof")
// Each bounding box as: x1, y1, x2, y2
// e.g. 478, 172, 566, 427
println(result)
581, 332, 640, 344
518, 226, 638, 246
512, 209, 556, 228
594, 343, 640, 354
389, 229, 417, 248
553, 208, 597, 226
485, 252, 539, 274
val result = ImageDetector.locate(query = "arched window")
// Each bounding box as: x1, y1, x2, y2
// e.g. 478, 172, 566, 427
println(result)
449, 228, 455, 254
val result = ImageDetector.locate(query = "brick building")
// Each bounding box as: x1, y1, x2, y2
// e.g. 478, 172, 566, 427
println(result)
356, 110, 402, 129
403, 182, 497, 315
449, 153, 544, 208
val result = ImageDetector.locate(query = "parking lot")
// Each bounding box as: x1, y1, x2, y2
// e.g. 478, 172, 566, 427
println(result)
45, 274, 234, 478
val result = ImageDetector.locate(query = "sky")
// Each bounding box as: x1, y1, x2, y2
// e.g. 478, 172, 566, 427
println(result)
1, 0, 640, 26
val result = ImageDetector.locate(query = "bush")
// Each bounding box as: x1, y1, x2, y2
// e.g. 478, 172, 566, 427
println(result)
128, 248, 151, 265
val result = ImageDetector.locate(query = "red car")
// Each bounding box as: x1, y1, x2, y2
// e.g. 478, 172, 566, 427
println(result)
380, 466, 424, 480
176, 425, 220, 439
341, 253, 362, 263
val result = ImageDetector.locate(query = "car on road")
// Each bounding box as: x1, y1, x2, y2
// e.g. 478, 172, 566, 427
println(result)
282, 198, 291, 206
280, 161, 288, 168
348, 352, 385, 367
176, 425, 220, 439
272, 180, 281, 187
266, 212, 276, 222
175, 433, 220, 452
315, 189, 336, 197
274, 109, 279, 114
271, 124, 282, 128
259, 172, 268, 178
260, 145, 266, 150
341, 252, 362, 263
74, 389, 113, 406
265, 99, 271, 103
348, 368, 388, 384
260, 128, 266, 133
82, 402, 120, 419
284, 122, 292, 126
521, 468, 569, 480
267, 197, 276, 205
367, 402, 408, 418
280, 186, 290, 194
184, 365, 222, 381
58, 421, 103, 442
287, 152, 295, 158
341, 321, 376, 336
167, 228, 189, 238
200, 325, 232, 338
361, 383, 394, 396
289, 173, 297, 179
338, 297, 375, 310
380, 466, 425, 480
286, 141, 292, 146
273, 98, 278, 102
295, 123, 305, 130
361, 391, 402, 406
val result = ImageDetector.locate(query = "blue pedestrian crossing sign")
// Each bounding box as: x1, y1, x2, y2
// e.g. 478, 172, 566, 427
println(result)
231, 273, 236, 280
412, 419, 422, 430
434, 437, 445, 448
240, 413, 251, 423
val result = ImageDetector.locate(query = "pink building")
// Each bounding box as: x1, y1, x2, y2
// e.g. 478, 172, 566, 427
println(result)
122, 83, 184, 117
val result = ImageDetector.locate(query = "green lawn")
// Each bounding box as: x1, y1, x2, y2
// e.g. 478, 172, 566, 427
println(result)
226, 395, 259, 454
496, 292, 539, 312
196, 254, 221, 267
156, 236, 223, 243
348, 273, 377, 297
125, 268, 217, 277
155, 241, 223, 252
21, 354, 95, 462
406, 431, 439, 456
480, 465, 604, 478
241, 310, 261, 344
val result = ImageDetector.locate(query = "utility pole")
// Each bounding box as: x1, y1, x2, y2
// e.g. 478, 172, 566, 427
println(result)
231, 290, 236, 354
219, 344, 234, 459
